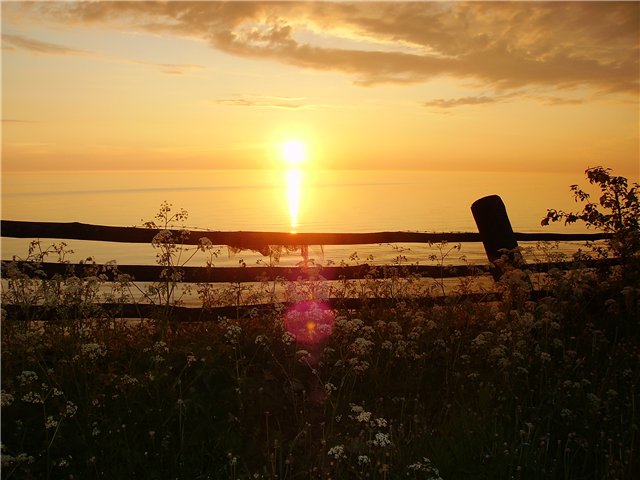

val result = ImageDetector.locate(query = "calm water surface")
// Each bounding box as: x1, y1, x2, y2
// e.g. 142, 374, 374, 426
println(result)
1, 169, 594, 266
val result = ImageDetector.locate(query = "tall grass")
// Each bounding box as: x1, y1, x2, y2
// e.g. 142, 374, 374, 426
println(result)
2, 242, 638, 479
2, 169, 639, 478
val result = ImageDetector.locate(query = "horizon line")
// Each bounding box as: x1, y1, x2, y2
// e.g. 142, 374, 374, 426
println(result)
4, 166, 635, 177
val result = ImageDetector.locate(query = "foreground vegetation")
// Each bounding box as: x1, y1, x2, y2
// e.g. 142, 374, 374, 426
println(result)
2, 167, 638, 479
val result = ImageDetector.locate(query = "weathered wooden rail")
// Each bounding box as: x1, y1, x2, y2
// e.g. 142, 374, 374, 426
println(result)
0, 221, 610, 283
0, 196, 616, 321
0, 219, 610, 246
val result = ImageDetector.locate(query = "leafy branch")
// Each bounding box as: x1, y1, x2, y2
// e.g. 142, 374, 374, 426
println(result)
542, 166, 639, 261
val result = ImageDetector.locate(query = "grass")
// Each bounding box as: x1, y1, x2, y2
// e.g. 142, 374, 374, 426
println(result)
2, 176, 640, 479
1, 243, 638, 479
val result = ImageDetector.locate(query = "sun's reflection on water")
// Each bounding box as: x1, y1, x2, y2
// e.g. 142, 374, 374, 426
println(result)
286, 168, 303, 232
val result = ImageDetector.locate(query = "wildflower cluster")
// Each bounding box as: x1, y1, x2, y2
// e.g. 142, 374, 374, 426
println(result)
1, 181, 638, 479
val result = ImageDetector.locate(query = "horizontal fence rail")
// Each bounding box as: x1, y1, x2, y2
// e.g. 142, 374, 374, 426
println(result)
1, 215, 619, 321
1, 258, 621, 284
1, 292, 510, 323
0, 220, 611, 247
2, 261, 489, 282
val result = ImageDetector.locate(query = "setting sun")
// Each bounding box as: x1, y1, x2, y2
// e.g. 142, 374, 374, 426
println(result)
0, 2, 638, 475
282, 140, 307, 166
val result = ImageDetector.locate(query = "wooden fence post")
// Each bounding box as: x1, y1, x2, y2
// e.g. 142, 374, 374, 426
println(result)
471, 195, 523, 280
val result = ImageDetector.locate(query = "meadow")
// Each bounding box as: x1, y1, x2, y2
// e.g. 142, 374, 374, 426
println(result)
1, 168, 638, 479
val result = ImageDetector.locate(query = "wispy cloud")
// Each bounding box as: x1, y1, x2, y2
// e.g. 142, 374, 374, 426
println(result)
1, 118, 38, 123
423, 92, 586, 110
423, 96, 503, 109
9, 1, 636, 98
211, 95, 314, 109
534, 96, 585, 107
1, 32, 205, 76
2, 33, 88, 56
133, 61, 205, 76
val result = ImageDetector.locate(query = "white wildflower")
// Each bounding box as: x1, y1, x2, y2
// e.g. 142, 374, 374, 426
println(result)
64, 401, 77, 418
336, 317, 364, 334
80, 343, 107, 361
324, 383, 337, 395
120, 374, 139, 386
21, 392, 43, 404
198, 236, 213, 250
45, 416, 58, 429
1, 390, 15, 407
0, 451, 35, 467
472, 332, 493, 347
220, 319, 242, 345
152, 229, 174, 246
374, 417, 388, 428
408, 457, 443, 480
281, 331, 296, 345
350, 337, 374, 356
327, 444, 346, 460
17, 370, 38, 386
296, 350, 311, 363
349, 359, 370, 374
355, 411, 372, 423
372, 432, 392, 447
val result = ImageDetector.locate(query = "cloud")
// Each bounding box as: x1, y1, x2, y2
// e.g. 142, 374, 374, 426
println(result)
1, 119, 38, 123
534, 96, 585, 107
211, 95, 315, 110
2, 33, 88, 56
423, 92, 586, 109
2, 32, 204, 76
423, 96, 503, 109
133, 61, 205, 76
5, 1, 639, 96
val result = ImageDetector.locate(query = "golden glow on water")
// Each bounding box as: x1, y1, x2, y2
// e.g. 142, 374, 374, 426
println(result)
1, 170, 596, 235
286, 168, 303, 232
1, 170, 600, 268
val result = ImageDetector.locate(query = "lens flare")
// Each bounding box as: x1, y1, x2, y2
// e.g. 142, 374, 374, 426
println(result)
284, 301, 334, 346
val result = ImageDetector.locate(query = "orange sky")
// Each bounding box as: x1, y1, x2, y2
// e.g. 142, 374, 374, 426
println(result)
1, 1, 639, 177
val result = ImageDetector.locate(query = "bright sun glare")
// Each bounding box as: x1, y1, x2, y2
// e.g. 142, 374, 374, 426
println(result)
282, 140, 307, 166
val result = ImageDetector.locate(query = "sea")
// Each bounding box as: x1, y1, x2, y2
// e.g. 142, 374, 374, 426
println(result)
0, 169, 605, 268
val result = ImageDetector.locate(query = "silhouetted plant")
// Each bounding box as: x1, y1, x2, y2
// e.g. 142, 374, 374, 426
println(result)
140, 201, 219, 336
542, 166, 639, 262
3, 194, 639, 479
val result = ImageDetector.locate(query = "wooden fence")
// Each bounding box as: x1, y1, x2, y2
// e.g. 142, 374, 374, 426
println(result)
0, 196, 615, 321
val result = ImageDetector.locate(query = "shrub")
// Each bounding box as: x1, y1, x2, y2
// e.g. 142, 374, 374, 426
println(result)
542, 166, 639, 262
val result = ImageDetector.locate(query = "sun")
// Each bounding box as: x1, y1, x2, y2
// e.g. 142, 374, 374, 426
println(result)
282, 140, 307, 166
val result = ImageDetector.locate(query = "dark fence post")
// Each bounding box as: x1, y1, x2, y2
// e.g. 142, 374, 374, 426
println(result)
471, 195, 524, 280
